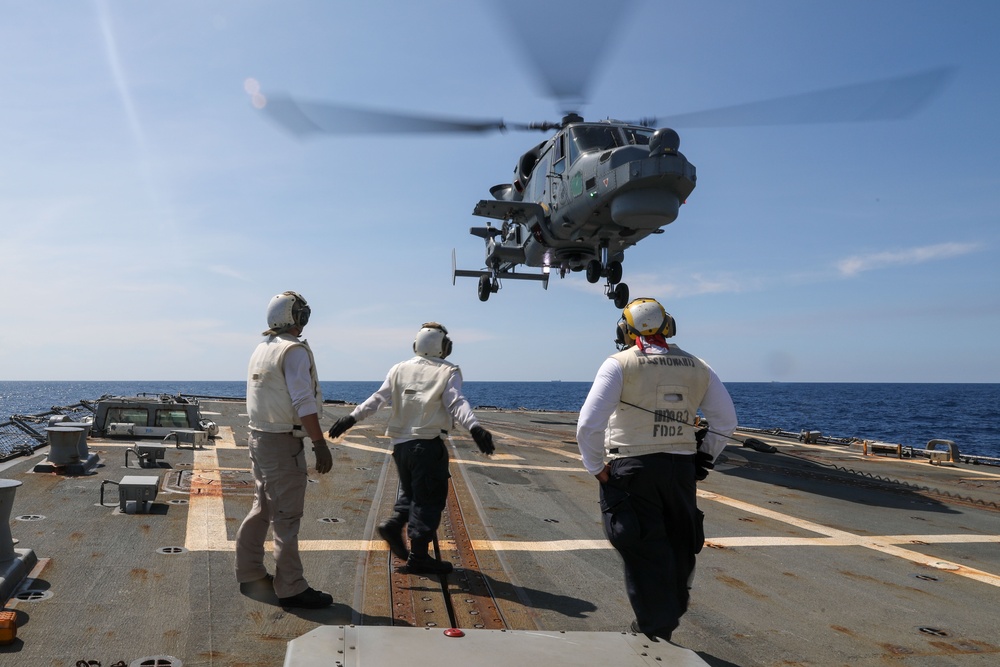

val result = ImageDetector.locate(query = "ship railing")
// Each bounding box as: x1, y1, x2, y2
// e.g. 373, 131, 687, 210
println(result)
737, 425, 999, 468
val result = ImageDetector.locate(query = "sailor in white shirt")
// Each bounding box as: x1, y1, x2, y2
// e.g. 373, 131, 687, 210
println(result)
576, 298, 737, 642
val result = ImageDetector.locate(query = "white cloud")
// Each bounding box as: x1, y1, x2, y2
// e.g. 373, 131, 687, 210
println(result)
836, 242, 982, 277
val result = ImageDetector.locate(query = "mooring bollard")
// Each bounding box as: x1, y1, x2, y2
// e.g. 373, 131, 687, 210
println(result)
44, 426, 84, 465
59, 421, 94, 461
0, 479, 22, 562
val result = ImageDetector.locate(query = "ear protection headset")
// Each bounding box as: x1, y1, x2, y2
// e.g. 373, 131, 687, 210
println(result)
286, 292, 311, 329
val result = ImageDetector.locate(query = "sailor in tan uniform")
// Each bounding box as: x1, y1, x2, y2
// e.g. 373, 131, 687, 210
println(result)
236, 291, 334, 609
576, 298, 737, 642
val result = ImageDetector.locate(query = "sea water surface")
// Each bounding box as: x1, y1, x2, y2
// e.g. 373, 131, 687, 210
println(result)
1, 381, 997, 459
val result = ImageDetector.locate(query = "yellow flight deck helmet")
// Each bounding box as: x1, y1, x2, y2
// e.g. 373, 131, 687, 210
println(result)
616, 298, 676, 350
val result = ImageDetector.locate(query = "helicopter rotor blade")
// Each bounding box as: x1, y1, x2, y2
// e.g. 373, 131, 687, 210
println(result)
491, 0, 639, 116
649, 67, 955, 128
259, 94, 513, 137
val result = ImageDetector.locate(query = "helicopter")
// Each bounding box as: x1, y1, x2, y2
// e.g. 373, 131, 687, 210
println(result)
449, 114, 694, 308
253, 1, 952, 308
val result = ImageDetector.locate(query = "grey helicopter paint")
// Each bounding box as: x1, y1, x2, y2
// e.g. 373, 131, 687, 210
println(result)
455, 118, 695, 308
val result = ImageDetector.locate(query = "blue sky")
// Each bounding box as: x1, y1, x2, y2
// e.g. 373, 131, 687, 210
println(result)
1, 0, 997, 383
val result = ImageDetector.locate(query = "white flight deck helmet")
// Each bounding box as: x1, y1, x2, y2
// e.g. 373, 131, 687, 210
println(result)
616, 297, 676, 350
263, 291, 311, 335
413, 322, 452, 359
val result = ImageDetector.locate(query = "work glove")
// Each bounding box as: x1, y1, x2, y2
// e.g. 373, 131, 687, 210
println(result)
312, 441, 333, 474
328, 415, 356, 439
695, 420, 708, 447
470, 425, 495, 456
695, 450, 715, 481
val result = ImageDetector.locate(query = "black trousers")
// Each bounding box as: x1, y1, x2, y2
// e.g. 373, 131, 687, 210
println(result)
391, 437, 451, 555
600, 453, 704, 635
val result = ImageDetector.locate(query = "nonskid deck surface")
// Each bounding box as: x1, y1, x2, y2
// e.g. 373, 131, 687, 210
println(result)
0, 399, 997, 666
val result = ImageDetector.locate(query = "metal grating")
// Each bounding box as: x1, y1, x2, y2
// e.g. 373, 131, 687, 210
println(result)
1, 399, 97, 460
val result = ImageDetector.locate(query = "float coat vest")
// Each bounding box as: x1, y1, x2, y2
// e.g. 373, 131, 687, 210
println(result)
606, 345, 711, 458
246, 334, 323, 433
386, 357, 456, 440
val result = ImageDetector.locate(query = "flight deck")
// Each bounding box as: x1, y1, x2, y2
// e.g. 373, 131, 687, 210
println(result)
2, 398, 999, 666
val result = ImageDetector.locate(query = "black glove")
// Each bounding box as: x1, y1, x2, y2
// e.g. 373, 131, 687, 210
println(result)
328, 415, 356, 439
470, 425, 495, 456
695, 450, 715, 481
695, 421, 708, 447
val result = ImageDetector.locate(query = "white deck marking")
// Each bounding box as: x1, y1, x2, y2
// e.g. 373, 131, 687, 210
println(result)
183, 428, 235, 551
699, 489, 1000, 587
183, 431, 1000, 587
336, 436, 578, 472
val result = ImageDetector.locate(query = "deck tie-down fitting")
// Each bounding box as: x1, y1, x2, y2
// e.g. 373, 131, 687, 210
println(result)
99, 476, 159, 514
125, 443, 167, 468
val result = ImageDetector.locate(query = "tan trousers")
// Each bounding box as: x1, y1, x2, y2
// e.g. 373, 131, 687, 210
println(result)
235, 430, 309, 599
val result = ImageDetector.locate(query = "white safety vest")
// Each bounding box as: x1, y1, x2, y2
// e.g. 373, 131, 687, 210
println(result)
606, 346, 711, 458
246, 334, 323, 433
385, 357, 457, 440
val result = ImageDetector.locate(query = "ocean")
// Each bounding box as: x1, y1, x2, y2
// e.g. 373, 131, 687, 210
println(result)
1, 380, 998, 459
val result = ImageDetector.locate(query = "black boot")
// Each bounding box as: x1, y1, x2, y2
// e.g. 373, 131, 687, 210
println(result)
405, 553, 454, 575
630, 620, 672, 642
405, 538, 453, 575
377, 513, 409, 560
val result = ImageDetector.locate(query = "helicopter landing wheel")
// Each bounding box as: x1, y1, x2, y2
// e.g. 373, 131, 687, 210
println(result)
585, 259, 602, 284
477, 275, 491, 302
607, 260, 623, 285
612, 283, 629, 309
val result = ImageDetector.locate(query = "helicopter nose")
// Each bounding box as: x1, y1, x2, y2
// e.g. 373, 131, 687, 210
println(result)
649, 128, 680, 157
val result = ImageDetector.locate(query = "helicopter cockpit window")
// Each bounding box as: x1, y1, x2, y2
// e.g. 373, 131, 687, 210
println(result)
624, 128, 654, 145
569, 126, 621, 164
552, 134, 566, 175
524, 148, 553, 202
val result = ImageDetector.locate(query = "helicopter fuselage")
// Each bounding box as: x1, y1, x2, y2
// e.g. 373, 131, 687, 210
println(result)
458, 120, 696, 306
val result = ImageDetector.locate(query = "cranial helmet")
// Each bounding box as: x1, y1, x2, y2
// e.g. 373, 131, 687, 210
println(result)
615, 297, 676, 350
413, 322, 452, 359
265, 291, 311, 334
